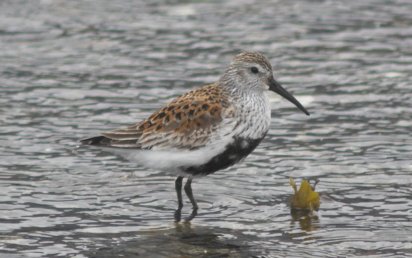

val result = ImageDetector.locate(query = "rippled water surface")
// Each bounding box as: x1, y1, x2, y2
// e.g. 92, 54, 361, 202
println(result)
1, 0, 412, 257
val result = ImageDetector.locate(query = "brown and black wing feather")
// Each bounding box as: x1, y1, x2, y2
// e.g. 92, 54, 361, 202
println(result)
81, 83, 234, 150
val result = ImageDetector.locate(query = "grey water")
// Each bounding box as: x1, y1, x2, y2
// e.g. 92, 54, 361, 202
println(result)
1, 0, 412, 257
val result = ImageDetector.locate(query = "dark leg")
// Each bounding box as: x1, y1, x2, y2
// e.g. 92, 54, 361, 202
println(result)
174, 176, 184, 222
183, 177, 198, 221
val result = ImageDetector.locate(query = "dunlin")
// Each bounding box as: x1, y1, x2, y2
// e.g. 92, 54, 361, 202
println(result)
81, 51, 309, 222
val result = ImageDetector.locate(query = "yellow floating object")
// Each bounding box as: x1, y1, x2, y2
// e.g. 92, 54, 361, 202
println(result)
289, 178, 320, 211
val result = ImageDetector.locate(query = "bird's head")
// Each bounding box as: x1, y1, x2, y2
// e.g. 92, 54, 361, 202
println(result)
222, 51, 309, 116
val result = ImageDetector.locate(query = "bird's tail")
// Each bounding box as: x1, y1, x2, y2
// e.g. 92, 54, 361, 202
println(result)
80, 136, 112, 146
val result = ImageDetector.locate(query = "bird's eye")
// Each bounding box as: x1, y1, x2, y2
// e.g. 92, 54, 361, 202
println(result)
250, 67, 259, 74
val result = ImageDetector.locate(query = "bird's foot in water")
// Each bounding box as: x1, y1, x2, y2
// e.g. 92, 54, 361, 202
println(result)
184, 207, 198, 222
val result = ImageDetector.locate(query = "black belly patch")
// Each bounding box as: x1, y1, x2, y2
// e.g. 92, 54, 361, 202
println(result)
181, 136, 264, 176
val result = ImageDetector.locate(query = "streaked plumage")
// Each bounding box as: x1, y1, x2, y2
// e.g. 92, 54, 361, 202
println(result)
81, 51, 309, 221
85, 83, 232, 150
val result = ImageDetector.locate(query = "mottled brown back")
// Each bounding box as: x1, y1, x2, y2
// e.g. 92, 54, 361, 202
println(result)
82, 83, 235, 150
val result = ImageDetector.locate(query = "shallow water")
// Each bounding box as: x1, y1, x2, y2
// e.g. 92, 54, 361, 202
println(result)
1, 0, 412, 257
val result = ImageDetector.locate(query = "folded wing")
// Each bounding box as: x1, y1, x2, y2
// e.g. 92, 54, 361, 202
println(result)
81, 83, 235, 150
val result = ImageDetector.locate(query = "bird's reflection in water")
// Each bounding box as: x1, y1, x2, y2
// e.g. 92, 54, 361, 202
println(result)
88, 223, 259, 258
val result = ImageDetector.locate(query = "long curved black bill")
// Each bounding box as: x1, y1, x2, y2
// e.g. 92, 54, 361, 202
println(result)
269, 77, 310, 116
